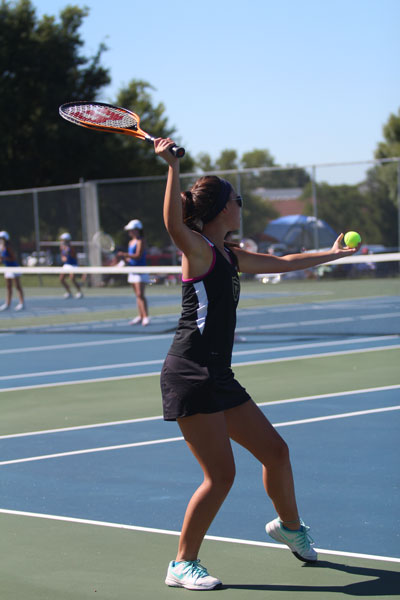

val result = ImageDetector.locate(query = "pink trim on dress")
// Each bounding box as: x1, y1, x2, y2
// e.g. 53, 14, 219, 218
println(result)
182, 240, 217, 283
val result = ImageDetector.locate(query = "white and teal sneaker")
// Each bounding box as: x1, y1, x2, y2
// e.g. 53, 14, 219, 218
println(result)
266, 518, 317, 563
165, 559, 222, 590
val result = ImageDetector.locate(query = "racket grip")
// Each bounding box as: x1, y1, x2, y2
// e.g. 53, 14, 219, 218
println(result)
170, 145, 185, 158
146, 135, 185, 158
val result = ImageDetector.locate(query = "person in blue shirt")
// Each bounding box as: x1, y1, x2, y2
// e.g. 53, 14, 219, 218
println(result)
59, 233, 83, 299
117, 219, 150, 326
0, 231, 25, 311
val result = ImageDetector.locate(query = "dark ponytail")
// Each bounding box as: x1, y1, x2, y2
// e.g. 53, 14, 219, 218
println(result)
182, 176, 233, 231
182, 189, 201, 232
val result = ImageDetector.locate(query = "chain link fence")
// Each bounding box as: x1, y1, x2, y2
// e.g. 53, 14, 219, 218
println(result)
1, 158, 399, 268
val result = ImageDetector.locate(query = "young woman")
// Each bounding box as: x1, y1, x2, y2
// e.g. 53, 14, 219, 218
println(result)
154, 138, 360, 591
59, 232, 83, 299
117, 219, 150, 326
0, 231, 25, 311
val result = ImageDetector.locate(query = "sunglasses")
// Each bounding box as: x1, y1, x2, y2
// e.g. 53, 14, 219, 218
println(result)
235, 195, 243, 208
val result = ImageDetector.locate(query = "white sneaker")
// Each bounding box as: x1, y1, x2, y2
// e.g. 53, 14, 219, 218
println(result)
142, 317, 150, 326
14, 303, 25, 311
165, 560, 222, 590
266, 518, 317, 563
0, 303, 10, 311
129, 316, 142, 325
63, 292, 72, 299
75, 291, 83, 299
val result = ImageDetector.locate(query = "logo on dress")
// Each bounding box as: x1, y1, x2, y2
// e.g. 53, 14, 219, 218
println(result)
232, 273, 240, 304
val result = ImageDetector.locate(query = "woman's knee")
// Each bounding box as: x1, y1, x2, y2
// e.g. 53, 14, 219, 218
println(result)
265, 435, 290, 468
207, 463, 236, 492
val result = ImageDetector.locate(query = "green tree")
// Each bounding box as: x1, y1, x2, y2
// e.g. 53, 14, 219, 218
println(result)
241, 194, 279, 239
196, 152, 216, 172
0, 1, 193, 189
216, 149, 238, 171
0, 1, 194, 253
241, 149, 275, 169
368, 107, 400, 206
302, 182, 396, 246
0, 0, 111, 189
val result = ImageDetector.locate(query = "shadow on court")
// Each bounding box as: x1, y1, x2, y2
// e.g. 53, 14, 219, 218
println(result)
223, 560, 400, 595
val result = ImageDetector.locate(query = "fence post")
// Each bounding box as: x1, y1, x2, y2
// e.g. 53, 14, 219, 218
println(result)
82, 182, 102, 285
32, 190, 42, 286
311, 165, 319, 250
397, 160, 400, 254
79, 178, 88, 267
236, 171, 243, 240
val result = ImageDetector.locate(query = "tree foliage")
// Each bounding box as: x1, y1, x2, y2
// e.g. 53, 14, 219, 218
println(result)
302, 181, 397, 247
0, 0, 193, 190
366, 107, 400, 208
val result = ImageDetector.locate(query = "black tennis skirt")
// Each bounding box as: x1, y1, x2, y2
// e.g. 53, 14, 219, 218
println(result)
160, 353, 251, 421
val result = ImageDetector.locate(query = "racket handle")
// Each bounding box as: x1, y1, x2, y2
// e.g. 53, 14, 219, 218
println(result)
170, 145, 185, 158
146, 135, 185, 158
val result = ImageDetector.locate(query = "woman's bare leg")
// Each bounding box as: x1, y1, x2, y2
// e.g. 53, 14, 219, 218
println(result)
60, 273, 71, 294
5, 279, 12, 306
70, 274, 82, 293
15, 278, 24, 304
133, 282, 148, 319
176, 412, 236, 561
225, 400, 300, 529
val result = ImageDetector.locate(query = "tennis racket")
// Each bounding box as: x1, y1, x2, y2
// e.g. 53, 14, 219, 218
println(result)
92, 231, 116, 254
59, 101, 185, 158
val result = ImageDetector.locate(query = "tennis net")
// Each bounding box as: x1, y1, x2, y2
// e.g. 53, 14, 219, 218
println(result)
0, 254, 399, 337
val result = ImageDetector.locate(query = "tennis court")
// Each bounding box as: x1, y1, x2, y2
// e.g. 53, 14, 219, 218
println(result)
1, 274, 399, 599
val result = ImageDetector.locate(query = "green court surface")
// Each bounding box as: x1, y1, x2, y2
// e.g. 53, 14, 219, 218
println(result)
1, 512, 399, 599
1, 348, 399, 435
1, 275, 399, 599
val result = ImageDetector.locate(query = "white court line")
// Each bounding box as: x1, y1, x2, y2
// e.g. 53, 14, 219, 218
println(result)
232, 335, 398, 357
0, 509, 399, 564
1, 343, 399, 393
0, 359, 163, 381
2, 314, 398, 355
1, 343, 399, 383
0, 333, 173, 355
1, 405, 399, 467
2, 383, 399, 440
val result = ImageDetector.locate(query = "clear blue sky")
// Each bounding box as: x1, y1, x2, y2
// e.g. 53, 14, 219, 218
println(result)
34, 0, 400, 184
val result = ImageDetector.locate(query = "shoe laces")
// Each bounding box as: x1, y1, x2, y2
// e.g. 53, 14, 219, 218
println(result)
297, 524, 315, 551
181, 560, 209, 580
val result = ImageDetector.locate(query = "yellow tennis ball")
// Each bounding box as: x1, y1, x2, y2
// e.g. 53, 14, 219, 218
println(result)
344, 231, 361, 248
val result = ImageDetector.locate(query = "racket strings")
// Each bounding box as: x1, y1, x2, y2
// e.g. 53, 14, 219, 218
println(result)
64, 104, 138, 130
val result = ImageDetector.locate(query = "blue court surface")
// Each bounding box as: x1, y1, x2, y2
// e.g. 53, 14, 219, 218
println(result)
1, 280, 400, 598
1, 386, 400, 560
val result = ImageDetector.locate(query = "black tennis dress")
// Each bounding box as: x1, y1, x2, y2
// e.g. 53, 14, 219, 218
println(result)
161, 236, 251, 421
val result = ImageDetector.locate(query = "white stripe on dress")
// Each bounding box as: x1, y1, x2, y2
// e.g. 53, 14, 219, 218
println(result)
193, 281, 208, 334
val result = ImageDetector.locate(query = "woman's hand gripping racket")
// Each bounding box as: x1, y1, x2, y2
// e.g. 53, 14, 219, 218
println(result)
59, 101, 185, 158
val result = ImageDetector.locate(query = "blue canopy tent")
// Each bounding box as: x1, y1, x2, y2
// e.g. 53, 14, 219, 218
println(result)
263, 215, 337, 252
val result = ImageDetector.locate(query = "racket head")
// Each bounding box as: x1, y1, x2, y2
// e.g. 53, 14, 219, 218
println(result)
59, 100, 185, 157
59, 101, 147, 140
92, 231, 116, 253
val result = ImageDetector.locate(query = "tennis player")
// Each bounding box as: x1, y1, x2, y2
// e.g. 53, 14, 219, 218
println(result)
59, 233, 83, 299
117, 219, 150, 326
155, 137, 360, 591
0, 231, 25, 311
